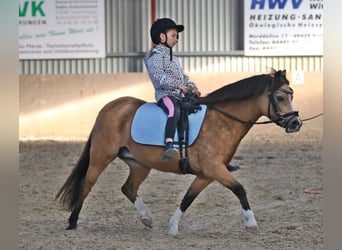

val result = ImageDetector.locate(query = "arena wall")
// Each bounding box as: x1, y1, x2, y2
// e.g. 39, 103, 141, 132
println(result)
19, 72, 323, 140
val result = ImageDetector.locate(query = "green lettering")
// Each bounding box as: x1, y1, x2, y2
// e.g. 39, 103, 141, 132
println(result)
32, 1, 45, 17
19, 2, 29, 17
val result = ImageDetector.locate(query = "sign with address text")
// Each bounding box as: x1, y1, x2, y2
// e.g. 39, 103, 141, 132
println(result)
244, 0, 323, 56
19, 0, 105, 59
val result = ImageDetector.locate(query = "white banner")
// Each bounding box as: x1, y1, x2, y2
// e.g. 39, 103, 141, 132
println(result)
19, 0, 105, 59
244, 0, 323, 56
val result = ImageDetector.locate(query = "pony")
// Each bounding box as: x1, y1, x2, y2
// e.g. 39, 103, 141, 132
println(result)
55, 69, 302, 235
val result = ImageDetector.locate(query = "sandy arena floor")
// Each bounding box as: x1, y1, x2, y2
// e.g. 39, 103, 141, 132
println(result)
19, 117, 322, 249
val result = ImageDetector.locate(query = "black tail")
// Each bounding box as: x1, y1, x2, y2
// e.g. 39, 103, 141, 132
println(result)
55, 133, 92, 211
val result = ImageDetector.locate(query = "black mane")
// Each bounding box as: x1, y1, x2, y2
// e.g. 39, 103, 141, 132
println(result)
195, 71, 289, 105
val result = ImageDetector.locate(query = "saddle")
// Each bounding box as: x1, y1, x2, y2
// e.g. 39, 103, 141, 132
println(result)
130, 92, 206, 174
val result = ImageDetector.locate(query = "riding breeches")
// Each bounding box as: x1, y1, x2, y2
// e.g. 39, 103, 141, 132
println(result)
157, 96, 181, 141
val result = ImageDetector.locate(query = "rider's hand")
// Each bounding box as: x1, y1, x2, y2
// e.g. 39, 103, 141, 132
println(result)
192, 88, 201, 97
178, 83, 189, 94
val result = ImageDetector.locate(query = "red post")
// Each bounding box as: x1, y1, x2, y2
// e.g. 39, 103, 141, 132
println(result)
150, 0, 156, 46
151, 0, 156, 24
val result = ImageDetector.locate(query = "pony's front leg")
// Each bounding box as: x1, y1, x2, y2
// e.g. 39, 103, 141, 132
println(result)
214, 166, 258, 232
168, 176, 213, 236
230, 183, 258, 232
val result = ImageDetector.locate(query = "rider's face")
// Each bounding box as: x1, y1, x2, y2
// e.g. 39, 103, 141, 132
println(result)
160, 28, 179, 48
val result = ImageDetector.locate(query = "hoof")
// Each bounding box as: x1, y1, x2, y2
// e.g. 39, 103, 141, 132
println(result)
246, 225, 257, 234
66, 224, 77, 230
243, 209, 257, 232
66, 221, 77, 230
168, 207, 182, 236
168, 226, 179, 236
140, 217, 153, 228
168, 219, 180, 236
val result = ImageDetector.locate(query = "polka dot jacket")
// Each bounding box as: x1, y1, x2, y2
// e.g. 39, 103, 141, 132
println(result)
144, 44, 197, 102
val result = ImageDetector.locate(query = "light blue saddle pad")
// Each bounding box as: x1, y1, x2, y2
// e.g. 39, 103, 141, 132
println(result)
131, 103, 207, 147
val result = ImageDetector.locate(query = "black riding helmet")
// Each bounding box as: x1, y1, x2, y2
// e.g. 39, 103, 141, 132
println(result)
150, 18, 184, 61
150, 18, 184, 44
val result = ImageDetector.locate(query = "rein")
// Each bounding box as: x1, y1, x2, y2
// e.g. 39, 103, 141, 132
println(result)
207, 104, 271, 125
301, 113, 323, 121
206, 83, 323, 126
208, 104, 323, 125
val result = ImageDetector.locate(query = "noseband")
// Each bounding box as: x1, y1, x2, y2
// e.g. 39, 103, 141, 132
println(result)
267, 85, 299, 128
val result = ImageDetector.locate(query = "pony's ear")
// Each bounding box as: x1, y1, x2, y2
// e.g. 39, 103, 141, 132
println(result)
268, 68, 284, 78
267, 67, 276, 76
274, 71, 282, 77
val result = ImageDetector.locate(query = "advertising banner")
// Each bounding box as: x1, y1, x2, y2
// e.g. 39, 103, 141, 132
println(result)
244, 0, 323, 56
19, 0, 105, 59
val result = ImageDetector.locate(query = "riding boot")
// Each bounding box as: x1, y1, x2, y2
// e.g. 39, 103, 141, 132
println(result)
227, 164, 240, 172
161, 142, 178, 163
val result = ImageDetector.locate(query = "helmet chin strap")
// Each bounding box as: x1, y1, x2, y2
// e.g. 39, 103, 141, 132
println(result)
161, 32, 173, 61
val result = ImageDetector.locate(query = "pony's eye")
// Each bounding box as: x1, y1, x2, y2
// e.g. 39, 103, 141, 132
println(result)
276, 96, 284, 101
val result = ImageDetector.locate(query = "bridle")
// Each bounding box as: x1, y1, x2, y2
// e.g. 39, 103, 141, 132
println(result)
207, 81, 299, 128
267, 85, 299, 128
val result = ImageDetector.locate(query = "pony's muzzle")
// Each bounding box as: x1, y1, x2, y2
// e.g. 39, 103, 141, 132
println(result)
285, 116, 302, 133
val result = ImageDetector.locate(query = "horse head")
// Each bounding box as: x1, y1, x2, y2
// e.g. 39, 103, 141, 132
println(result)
266, 69, 302, 133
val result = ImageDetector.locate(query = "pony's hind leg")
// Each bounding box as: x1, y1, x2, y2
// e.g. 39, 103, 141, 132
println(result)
120, 158, 153, 228
67, 146, 118, 229
168, 176, 213, 236
67, 200, 84, 229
